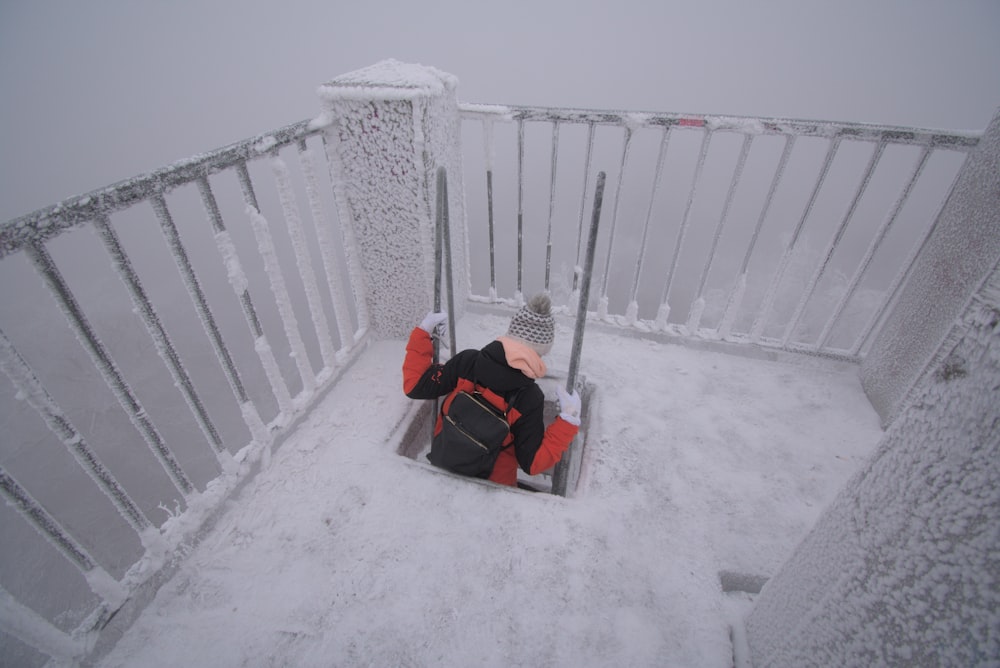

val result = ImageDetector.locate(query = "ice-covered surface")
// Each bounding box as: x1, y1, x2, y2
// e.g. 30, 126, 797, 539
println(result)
747, 264, 1000, 666
861, 110, 999, 424
319, 60, 467, 339
97, 311, 882, 667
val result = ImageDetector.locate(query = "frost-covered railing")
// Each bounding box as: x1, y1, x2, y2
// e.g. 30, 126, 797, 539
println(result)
459, 104, 980, 360
0, 118, 367, 664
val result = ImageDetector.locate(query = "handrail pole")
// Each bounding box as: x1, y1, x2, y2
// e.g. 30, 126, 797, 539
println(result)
483, 119, 498, 300
553, 171, 606, 498
544, 121, 560, 292
439, 167, 458, 355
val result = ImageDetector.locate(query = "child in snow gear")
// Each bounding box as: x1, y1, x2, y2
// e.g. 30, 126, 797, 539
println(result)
403, 294, 581, 486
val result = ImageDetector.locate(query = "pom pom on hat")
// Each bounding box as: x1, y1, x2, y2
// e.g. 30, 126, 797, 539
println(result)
507, 294, 555, 356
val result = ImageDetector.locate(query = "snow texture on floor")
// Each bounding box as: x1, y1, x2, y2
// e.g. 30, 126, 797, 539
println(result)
98, 312, 883, 668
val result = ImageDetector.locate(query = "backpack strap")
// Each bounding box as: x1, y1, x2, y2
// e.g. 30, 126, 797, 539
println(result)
470, 377, 523, 420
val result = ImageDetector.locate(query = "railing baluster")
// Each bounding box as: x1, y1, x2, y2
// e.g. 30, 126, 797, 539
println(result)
719, 134, 796, 339
750, 136, 842, 344
26, 243, 193, 496
597, 125, 635, 319
657, 127, 713, 329
688, 134, 753, 332
91, 212, 232, 469
0, 327, 153, 538
544, 121, 560, 292
1, 585, 86, 662
627, 125, 672, 324
298, 140, 357, 353
197, 175, 294, 417
482, 119, 498, 301
850, 151, 962, 357
0, 466, 127, 606
270, 153, 337, 374
782, 140, 887, 348
320, 134, 371, 336
151, 194, 269, 448
695, 135, 754, 299
817, 146, 931, 350
516, 118, 525, 302
571, 123, 597, 312
237, 160, 317, 396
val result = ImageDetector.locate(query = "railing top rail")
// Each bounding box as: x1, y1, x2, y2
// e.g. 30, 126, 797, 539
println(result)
0, 118, 329, 258
459, 103, 981, 150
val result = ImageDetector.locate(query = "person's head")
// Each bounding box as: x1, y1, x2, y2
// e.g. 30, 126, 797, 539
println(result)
506, 293, 555, 356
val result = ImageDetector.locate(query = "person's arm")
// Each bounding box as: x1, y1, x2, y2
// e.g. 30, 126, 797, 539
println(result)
402, 312, 467, 399
509, 386, 580, 475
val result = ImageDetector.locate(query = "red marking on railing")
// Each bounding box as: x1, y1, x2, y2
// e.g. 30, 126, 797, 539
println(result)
678, 118, 706, 127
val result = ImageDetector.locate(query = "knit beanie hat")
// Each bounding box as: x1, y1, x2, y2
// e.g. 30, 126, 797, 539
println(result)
507, 294, 555, 356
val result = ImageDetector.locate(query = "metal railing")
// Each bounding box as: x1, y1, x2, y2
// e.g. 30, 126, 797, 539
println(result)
0, 118, 368, 664
0, 99, 984, 665
459, 104, 980, 360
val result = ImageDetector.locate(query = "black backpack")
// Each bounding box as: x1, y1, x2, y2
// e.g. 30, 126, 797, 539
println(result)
427, 384, 521, 479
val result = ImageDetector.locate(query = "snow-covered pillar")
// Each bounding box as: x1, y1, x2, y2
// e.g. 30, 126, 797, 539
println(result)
860, 108, 1000, 425
745, 261, 1000, 666
316, 60, 468, 339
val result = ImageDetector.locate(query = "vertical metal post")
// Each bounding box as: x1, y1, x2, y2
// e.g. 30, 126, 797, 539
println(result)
26, 243, 193, 496
297, 141, 355, 350
91, 212, 227, 462
575, 124, 597, 273
851, 154, 958, 358
719, 134, 795, 339
151, 194, 266, 449
1, 585, 86, 662
750, 136, 842, 343
439, 166, 458, 355
817, 146, 930, 350
782, 140, 886, 347
695, 134, 753, 298
659, 128, 713, 313
516, 118, 525, 300
0, 327, 151, 535
431, 167, 445, 441
544, 121, 560, 291
598, 126, 634, 313
270, 153, 337, 371
483, 119, 498, 300
552, 171, 606, 497
628, 126, 672, 317
0, 466, 124, 602
197, 174, 293, 417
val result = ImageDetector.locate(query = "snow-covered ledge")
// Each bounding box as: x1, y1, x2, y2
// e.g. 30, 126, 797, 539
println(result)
316, 60, 469, 339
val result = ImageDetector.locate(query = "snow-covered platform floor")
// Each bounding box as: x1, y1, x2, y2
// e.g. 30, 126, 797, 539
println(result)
98, 312, 884, 667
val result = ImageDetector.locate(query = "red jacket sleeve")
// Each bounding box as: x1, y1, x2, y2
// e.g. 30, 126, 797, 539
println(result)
528, 417, 579, 475
402, 327, 434, 395
402, 327, 466, 399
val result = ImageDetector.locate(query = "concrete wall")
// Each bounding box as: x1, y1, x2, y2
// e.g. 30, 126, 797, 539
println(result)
746, 260, 1000, 666
318, 60, 468, 339
861, 110, 1000, 425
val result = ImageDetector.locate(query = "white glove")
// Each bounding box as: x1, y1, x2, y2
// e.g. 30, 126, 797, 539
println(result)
557, 385, 582, 426
419, 311, 448, 335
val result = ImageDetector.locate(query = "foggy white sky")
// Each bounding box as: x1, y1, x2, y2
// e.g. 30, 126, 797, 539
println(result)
1, 0, 998, 222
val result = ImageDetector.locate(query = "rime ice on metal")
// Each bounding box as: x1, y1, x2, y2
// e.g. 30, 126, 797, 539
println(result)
317, 60, 468, 338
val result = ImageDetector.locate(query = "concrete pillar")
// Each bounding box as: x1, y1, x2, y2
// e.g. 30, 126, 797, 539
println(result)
861, 109, 1000, 425
317, 60, 468, 339
745, 261, 1000, 666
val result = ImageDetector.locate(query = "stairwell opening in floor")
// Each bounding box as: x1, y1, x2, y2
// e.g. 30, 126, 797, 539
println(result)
393, 378, 595, 497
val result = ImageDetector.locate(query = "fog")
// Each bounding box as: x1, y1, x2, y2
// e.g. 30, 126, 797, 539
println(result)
2, 0, 999, 222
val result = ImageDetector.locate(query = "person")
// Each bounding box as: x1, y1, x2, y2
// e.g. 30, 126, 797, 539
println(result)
402, 294, 582, 487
